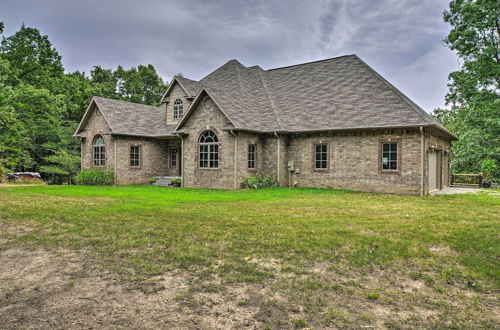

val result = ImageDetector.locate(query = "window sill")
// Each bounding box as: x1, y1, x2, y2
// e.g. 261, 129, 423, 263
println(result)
379, 170, 401, 175
196, 167, 221, 171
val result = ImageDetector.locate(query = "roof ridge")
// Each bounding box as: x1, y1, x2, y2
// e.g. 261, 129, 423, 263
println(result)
266, 54, 355, 72
177, 76, 200, 83
201, 59, 245, 82
93, 96, 159, 109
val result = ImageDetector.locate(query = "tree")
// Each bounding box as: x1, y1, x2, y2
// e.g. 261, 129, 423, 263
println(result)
0, 24, 64, 90
115, 64, 166, 105
0, 24, 168, 178
0, 22, 4, 34
39, 150, 80, 184
434, 0, 500, 179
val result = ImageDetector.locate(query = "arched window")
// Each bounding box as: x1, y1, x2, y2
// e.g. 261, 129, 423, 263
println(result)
199, 130, 218, 168
173, 99, 183, 119
93, 135, 106, 167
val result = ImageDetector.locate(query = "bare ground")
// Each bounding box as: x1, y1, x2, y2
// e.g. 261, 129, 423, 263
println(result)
1, 243, 498, 329
0, 244, 266, 329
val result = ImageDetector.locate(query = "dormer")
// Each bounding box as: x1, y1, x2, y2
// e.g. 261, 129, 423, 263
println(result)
162, 76, 200, 125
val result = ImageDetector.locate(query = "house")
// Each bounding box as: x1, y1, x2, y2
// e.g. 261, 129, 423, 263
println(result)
74, 55, 456, 195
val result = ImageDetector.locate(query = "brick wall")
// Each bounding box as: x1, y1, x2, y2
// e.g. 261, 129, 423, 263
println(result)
80, 105, 114, 171
286, 129, 423, 195
181, 94, 237, 189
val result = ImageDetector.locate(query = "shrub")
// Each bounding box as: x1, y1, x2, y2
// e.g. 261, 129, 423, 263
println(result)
171, 177, 181, 184
148, 177, 158, 184
481, 158, 497, 182
75, 169, 115, 185
241, 174, 279, 189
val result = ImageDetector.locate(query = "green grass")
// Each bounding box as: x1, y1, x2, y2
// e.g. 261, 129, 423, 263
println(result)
0, 185, 499, 327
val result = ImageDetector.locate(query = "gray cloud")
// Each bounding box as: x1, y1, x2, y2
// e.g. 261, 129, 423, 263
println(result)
1, 0, 457, 111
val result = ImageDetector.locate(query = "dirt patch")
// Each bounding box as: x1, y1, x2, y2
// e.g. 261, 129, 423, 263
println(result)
0, 247, 263, 329
1, 247, 498, 329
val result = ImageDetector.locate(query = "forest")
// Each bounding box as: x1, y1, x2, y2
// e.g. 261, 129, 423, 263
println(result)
0, 23, 167, 183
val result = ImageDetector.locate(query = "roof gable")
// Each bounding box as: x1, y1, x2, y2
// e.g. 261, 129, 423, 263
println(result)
161, 76, 201, 102
74, 98, 114, 136
174, 88, 237, 132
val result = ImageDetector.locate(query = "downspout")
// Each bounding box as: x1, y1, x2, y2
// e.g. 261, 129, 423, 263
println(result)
181, 136, 184, 187
420, 126, 425, 196
80, 139, 84, 172
275, 132, 280, 185
230, 130, 238, 189
114, 137, 117, 186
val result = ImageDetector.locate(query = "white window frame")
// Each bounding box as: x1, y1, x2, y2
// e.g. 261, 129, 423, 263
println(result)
173, 99, 183, 119
199, 130, 219, 169
92, 135, 106, 167
130, 146, 141, 168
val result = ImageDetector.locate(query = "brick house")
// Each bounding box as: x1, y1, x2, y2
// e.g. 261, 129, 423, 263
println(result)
74, 55, 456, 195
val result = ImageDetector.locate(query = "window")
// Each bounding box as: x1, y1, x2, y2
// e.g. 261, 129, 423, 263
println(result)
92, 135, 105, 167
381, 142, 398, 171
199, 130, 218, 168
314, 144, 328, 170
170, 148, 178, 168
130, 146, 141, 168
173, 99, 183, 119
248, 144, 256, 169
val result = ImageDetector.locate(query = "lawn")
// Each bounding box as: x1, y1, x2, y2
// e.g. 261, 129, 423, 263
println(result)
0, 185, 499, 328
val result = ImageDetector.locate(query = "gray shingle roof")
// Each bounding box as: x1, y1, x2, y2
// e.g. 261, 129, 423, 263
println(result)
77, 54, 453, 138
180, 55, 448, 134
92, 97, 175, 137
176, 76, 202, 96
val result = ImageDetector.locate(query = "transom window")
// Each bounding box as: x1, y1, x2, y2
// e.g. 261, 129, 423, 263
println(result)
314, 144, 328, 170
130, 146, 141, 168
170, 148, 178, 168
381, 142, 398, 171
199, 130, 218, 168
92, 135, 105, 167
248, 144, 256, 169
173, 99, 183, 119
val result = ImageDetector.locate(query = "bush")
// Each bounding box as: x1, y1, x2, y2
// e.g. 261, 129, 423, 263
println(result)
75, 169, 115, 185
171, 177, 181, 184
241, 174, 279, 189
481, 158, 498, 182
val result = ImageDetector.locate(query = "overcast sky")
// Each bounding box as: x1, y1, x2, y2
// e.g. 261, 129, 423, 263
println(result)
2, 0, 458, 111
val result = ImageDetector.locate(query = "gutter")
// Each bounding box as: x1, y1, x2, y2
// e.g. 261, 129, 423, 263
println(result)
222, 124, 455, 138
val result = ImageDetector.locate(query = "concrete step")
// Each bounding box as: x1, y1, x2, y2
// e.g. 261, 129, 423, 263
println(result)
151, 176, 179, 187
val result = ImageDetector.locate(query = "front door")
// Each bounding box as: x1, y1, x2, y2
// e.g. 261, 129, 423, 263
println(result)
169, 147, 181, 177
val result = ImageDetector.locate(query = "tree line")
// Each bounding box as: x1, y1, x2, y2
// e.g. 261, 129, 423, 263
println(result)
0, 24, 167, 182
433, 0, 499, 180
